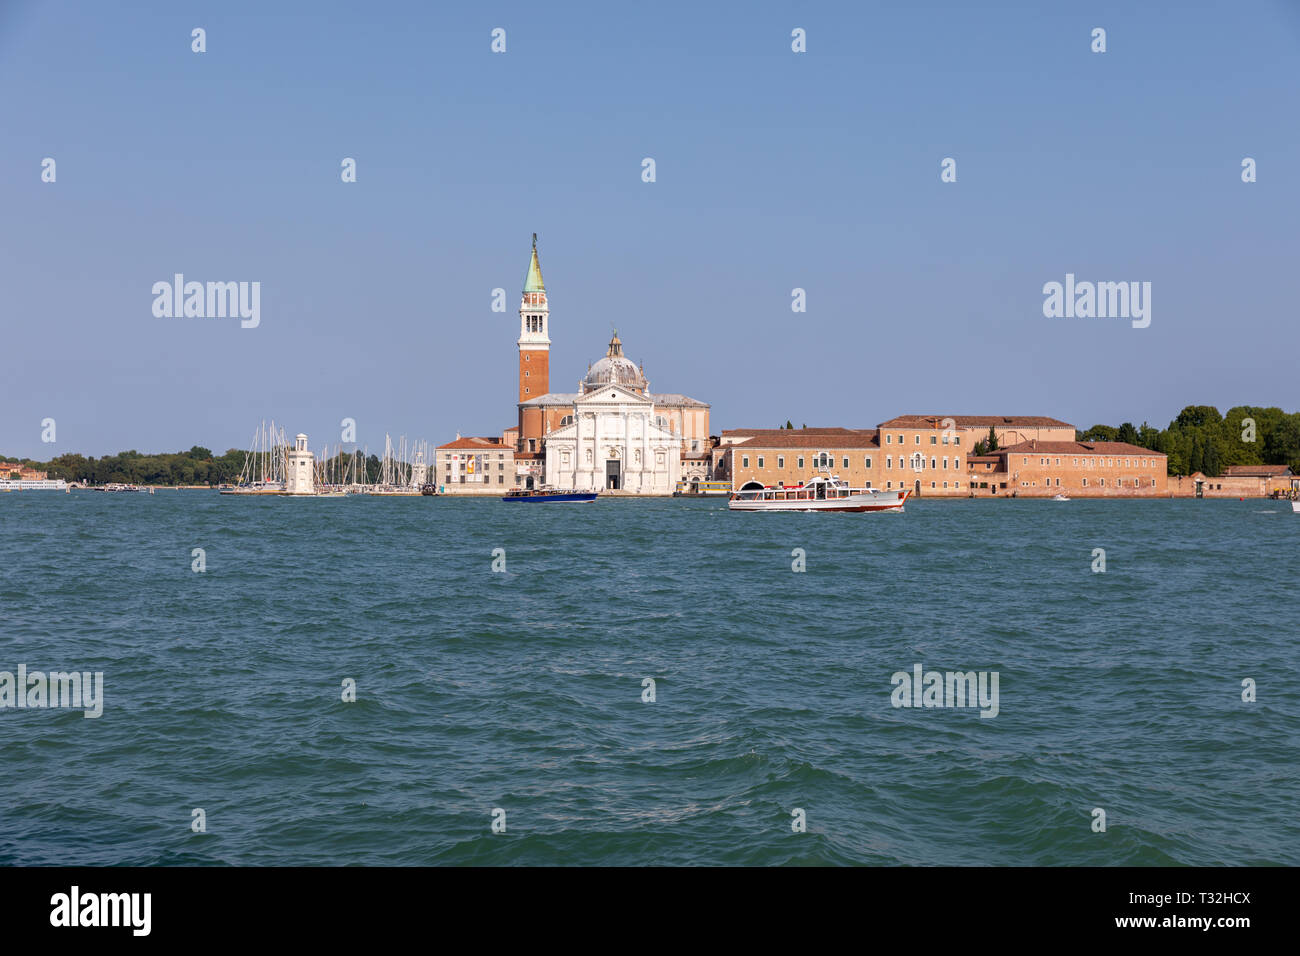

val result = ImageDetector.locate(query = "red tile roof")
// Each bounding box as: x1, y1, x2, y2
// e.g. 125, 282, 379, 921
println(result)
877, 414, 1074, 429
722, 427, 863, 438
1222, 464, 1292, 477
437, 436, 507, 450
996, 440, 1164, 456
721, 429, 880, 450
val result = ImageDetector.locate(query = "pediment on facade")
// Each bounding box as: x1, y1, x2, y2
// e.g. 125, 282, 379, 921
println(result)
546, 421, 579, 440
574, 384, 653, 407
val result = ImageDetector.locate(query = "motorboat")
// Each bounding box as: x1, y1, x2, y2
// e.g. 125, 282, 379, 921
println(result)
728, 475, 908, 513
502, 488, 599, 503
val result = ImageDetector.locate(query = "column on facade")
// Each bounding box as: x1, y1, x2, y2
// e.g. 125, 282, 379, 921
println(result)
647, 408, 655, 494
592, 410, 600, 491
624, 410, 631, 490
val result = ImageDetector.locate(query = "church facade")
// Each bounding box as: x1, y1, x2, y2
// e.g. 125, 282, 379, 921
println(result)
509, 236, 710, 493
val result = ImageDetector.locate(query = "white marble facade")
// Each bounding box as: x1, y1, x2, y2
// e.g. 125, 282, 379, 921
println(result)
543, 385, 681, 493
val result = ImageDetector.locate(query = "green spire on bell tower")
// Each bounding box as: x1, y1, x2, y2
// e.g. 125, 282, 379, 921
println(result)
524, 233, 545, 293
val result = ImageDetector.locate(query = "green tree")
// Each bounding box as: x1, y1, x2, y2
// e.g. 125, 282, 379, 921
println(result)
1174, 405, 1223, 430
1188, 435, 1204, 475
1202, 439, 1222, 477
1079, 424, 1119, 442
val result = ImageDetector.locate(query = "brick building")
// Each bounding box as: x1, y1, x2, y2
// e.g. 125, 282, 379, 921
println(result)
716, 416, 1083, 496
969, 440, 1168, 497
435, 436, 515, 494
0, 463, 47, 481
1169, 464, 1295, 498
713, 429, 881, 489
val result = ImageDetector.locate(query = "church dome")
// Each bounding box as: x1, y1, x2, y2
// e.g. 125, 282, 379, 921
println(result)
583, 332, 646, 391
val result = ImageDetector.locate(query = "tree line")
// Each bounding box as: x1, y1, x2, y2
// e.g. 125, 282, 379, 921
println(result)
0, 447, 395, 486
1075, 406, 1300, 477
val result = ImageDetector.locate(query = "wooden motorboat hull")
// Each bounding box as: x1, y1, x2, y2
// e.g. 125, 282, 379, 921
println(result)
502, 492, 599, 503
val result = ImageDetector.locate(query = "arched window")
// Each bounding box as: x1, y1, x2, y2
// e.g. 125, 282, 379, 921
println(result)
911, 453, 924, 471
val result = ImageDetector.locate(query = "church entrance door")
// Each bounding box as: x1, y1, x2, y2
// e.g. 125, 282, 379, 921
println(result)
605, 460, 621, 490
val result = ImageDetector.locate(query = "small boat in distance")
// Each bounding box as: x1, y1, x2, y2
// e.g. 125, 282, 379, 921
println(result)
673, 479, 731, 497
728, 475, 908, 513
502, 487, 599, 503
1052, 493, 1070, 501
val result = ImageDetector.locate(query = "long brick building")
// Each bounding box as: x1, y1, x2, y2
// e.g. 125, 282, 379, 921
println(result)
714, 417, 1170, 497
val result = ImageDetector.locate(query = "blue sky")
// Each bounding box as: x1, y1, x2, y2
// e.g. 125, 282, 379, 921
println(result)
2, 0, 1297, 458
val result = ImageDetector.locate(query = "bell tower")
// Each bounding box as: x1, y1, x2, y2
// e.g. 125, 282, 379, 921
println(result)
518, 233, 550, 403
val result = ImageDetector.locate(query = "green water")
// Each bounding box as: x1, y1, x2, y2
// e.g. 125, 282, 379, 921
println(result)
0, 492, 1295, 864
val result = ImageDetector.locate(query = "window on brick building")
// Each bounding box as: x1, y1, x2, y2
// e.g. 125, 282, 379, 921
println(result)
798, 456, 804, 469
777, 456, 784, 468
757, 457, 764, 468
864, 457, 872, 468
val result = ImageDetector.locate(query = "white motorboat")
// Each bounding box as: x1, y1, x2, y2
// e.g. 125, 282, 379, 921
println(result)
728, 475, 908, 513
1052, 493, 1070, 501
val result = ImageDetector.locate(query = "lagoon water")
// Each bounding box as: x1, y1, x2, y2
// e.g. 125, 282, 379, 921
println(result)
1, 491, 1296, 865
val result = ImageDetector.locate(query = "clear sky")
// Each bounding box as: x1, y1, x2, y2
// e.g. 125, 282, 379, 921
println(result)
2, 0, 1297, 458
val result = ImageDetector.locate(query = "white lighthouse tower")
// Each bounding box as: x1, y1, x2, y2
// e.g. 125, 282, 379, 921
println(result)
285, 433, 316, 495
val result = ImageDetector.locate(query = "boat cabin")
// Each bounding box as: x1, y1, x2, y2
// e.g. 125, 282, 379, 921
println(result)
732, 475, 856, 502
